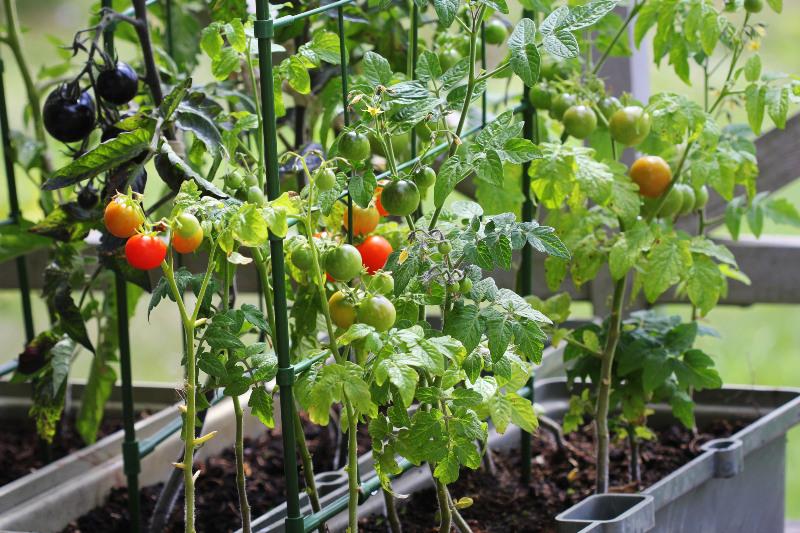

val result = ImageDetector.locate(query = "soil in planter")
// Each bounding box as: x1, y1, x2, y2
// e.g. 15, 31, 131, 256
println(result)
0, 411, 150, 487
360, 420, 745, 533
63, 416, 371, 533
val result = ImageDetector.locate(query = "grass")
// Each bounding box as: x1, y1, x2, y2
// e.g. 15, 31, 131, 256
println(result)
0, 0, 798, 520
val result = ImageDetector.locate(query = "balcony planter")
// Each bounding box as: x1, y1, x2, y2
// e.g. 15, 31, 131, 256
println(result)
0, 382, 265, 532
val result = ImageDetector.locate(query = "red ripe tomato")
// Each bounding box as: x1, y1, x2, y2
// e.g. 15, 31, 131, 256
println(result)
171, 213, 203, 254
125, 233, 167, 270
357, 235, 392, 274
374, 186, 389, 217
104, 194, 144, 238
343, 204, 380, 236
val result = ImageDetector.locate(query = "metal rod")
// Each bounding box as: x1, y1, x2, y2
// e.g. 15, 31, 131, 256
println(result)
273, 0, 357, 29
0, 56, 34, 343
254, 3, 303, 532
116, 272, 141, 533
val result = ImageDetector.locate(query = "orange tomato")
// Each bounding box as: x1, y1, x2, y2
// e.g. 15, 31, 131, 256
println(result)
629, 156, 672, 198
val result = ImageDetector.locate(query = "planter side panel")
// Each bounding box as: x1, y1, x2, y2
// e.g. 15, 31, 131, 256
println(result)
649, 436, 785, 533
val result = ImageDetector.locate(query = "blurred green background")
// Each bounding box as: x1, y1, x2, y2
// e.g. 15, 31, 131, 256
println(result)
0, 0, 798, 519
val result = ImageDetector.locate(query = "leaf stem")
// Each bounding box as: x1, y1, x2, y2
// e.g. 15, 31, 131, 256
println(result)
592, 0, 644, 76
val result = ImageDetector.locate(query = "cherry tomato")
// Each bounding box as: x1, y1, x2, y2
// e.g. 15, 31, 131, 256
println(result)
171, 213, 203, 254
609, 106, 652, 147
357, 295, 396, 332
368, 271, 394, 296
460, 277, 473, 293
329, 290, 356, 329
562, 105, 597, 139
656, 187, 684, 218
344, 203, 380, 236
744, 0, 763, 13
43, 84, 96, 143
104, 194, 144, 238
314, 168, 337, 191
528, 84, 552, 110
338, 131, 371, 162
598, 96, 622, 121
694, 185, 709, 210
630, 156, 672, 198
675, 183, 696, 215
413, 166, 437, 190
224, 171, 245, 191
247, 185, 266, 206
357, 235, 392, 274
325, 244, 363, 281
550, 93, 577, 121
438, 241, 452, 255
439, 48, 461, 71
96, 62, 139, 106
292, 245, 314, 271
125, 233, 167, 270
484, 19, 508, 45
374, 186, 389, 217
380, 179, 420, 216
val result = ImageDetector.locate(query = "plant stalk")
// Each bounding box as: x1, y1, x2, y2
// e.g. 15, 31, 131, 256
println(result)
382, 486, 403, 533
131, 0, 164, 105
345, 397, 360, 533
431, 466, 452, 533
594, 276, 626, 493
294, 405, 327, 533
232, 395, 252, 532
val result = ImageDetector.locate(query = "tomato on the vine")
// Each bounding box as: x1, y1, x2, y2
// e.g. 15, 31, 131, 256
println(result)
339, 131, 371, 162
96, 62, 139, 105
291, 244, 313, 271
484, 19, 507, 45
247, 185, 266, 206
528, 84, 552, 110
125, 233, 167, 270
357, 235, 392, 274
325, 244, 363, 281
656, 187, 684, 218
314, 168, 337, 191
598, 96, 622, 121
550, 93, 577, 121
413, 166, 437, 190
357, 295, 396, 332
675, 183, 696, 215
104, 194, 144, 238
438, 241, 452, 255
630, 155, 672, 198
171, 213, 203, 254
368, 271, 394, 296
744, 0, 763, 13
43, 84, 96, 143
694, 185, 709, 210
609, 106, 651, 146
380, 179, 420, 216
344, 203, 380, 236
460, 277, 473, 293
329, 291, 356, 329
439, 48, 461, 71
562, 105, 597, 139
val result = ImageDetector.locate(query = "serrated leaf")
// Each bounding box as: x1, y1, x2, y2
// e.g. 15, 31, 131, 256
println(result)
248, 386, 275, 427
433, 0, 459, 28
564, 0, 619, 31
362, 51, 393, 86
175, 106, 224, 157
508, 18, 541, 86
543, 29, 579, 59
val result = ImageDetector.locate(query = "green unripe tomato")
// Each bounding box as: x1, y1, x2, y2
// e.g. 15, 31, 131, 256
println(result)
744, 0, 763, 13
224, 171, 245, 191
676, 183, 696, 215
244, 172, 259, 188
694, 185, 710, 210
448, 281, 461, 293
357, 295, 396, 332
413, 166, 437, 190
562, 105, 597, 139
314, 168, 336, 191
550, 93, 577, 121
598, 96, 622, 121
484, 19, 507, 45
415, 119, 438, 139
439, 48, 461, 71
460, 277, 473, 293
246, 185, 266, 206
325, 244, 363, 281
609, 106, 652, 146
291, 245, 313, 271
438, 241, 452, 255
368, 271, 395, 296
528, 84, 552, 110
338, 131, 371, 162
380, 179, 420, 216
658, 187, 684, 218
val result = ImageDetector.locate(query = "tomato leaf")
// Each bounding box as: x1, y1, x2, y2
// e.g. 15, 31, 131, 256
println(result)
508, 18, 541, 86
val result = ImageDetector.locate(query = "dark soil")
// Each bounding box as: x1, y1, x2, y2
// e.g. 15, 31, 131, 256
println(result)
0, 412, 148, 487
63, 415, 371, 533
360, 420, 745, 533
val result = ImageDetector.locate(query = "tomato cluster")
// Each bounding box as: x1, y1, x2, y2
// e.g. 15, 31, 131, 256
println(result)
103, 192, 204, 270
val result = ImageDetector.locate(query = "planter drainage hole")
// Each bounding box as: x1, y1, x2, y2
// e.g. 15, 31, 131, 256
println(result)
555, 494, 655, 533
701, 438, 744, 478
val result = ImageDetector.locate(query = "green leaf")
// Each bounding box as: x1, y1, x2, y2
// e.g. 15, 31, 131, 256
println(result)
433, 155, 464, 208
744, 55, 762, 82
766, 86, 789, 129
76, 359, 116, 445
43, 129, 151, 190
349, 171, 377, 208
745, 83, 766, 135
416, 50, 442, 83
433, 0, 459, 28
766, 0, 782, 13
54, 287, 93, 353
443, 303, 483, 354
50, 336, 75, 396
159, 78, 192, 121
155, 142, 226, 198
525, 224, 570, 259
362, 51, 393, 86
642, 234, 692, 302
489, 394, 512, 433
700, 11, 720, 56
507, 392, 538, 432
508, 18, 541, 86
687, 255, 723, 316
609, 221, 652, 280
175, 106, 224, 157
225, 19, 247, 53
564, 0, 619, 31
212, 47, 241, 80
284, 55, 311, 94
375, 358, 419, 407
543, 29, 579, 59
0, 219, 51, 262
248, 386, 275, 427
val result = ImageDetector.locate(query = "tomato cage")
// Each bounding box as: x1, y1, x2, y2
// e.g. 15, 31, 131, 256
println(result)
0, 1, 540, 531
